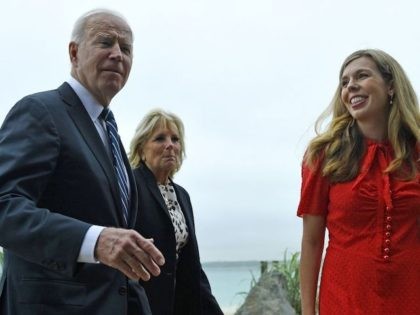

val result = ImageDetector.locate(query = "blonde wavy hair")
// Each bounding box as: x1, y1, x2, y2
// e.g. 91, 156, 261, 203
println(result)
305, 49, 420, 182
129, 109, 186, 178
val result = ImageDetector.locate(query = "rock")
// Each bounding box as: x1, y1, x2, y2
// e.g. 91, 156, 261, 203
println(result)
235, 270, 296, 315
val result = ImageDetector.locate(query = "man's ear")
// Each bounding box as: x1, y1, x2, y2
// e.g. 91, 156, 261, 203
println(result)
69, 42, 78, 65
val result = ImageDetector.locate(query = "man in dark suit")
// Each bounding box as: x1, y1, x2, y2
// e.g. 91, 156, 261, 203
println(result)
0, 9, 164, 315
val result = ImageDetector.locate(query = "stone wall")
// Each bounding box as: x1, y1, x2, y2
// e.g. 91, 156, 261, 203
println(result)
235, 270, 297, 315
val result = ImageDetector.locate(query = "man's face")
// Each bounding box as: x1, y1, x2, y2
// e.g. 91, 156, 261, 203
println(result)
70, 14, 133, 106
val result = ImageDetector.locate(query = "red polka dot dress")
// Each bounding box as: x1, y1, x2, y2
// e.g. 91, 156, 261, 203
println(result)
297, 140, 420, 315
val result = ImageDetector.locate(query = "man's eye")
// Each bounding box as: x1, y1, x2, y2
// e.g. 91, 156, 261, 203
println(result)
121, 46, 132, 54
100, 40, 112, 46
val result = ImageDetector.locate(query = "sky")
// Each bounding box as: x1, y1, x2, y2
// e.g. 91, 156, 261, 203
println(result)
1, 0, 420, 262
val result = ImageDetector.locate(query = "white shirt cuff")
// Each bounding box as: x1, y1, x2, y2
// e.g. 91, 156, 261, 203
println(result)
77, 225, 105, 263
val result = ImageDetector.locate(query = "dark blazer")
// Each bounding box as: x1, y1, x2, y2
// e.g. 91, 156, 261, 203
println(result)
0, 83, 150, 315
133, 163, 223, 315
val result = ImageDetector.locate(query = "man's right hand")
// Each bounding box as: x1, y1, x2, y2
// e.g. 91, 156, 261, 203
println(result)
95, 227, 165, 280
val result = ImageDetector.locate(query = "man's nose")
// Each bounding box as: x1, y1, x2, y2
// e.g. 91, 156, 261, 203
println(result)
110, 43, 123, 60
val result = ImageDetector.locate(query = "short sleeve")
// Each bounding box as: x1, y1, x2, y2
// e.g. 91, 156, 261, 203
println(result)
297, 158, 330, 217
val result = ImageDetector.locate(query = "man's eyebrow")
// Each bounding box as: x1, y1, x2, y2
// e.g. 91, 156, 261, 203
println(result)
95, 32, 113, 38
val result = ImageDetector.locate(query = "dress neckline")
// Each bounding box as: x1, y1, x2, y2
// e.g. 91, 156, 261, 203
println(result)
365, 138, 391, 148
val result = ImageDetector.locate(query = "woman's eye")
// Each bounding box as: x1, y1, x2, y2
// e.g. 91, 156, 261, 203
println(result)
154, 136, 165, 142
172, 137, 179, 142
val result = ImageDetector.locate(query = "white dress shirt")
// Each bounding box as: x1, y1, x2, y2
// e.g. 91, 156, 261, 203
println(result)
67, 77, 127, 263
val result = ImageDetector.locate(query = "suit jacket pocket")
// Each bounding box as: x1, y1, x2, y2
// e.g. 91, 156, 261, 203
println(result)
18, 278, 86, 306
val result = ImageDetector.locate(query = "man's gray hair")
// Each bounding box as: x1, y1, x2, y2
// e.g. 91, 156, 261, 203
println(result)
70, 8, 131, 43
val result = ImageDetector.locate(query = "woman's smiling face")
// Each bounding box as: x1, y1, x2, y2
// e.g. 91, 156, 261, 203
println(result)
340, 56, 393, 130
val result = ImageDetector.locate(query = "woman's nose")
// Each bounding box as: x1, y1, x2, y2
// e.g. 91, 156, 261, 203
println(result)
347, 78, 359, 91
164, 139, 174, 149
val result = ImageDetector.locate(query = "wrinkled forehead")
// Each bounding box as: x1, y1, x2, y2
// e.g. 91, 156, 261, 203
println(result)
86, 15, 133, 41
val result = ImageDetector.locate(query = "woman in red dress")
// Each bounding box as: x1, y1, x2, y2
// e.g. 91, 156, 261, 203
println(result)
298, 49, 420, 315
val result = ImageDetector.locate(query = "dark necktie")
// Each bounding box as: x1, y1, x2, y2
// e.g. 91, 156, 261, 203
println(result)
101, 108, 129, 226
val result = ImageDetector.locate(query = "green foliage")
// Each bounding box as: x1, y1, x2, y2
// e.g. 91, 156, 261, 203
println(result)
272, 251, 301, 315
235, 269, 258, 298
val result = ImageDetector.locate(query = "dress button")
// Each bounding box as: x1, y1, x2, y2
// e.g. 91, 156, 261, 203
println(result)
118, 286, 127, 296
386, 216, 392, 222
385, 232, 391, 238
386, 224, 392, 231
385, 239, 391, 246
384, 248, 391, 254
383, 255, 390, 261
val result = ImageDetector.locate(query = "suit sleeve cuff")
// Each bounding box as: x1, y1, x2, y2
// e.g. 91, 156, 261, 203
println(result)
77, 225, 105, 263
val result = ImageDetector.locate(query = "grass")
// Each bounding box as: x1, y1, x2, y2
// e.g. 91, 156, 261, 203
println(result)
235, 268, 258, 302
272, 251, 301, 314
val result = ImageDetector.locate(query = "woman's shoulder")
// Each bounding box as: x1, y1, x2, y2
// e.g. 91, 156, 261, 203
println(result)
302, 148, 326, 172
170, 180, 189, 197
132, 164, 156, 187
132, 165, 145, 180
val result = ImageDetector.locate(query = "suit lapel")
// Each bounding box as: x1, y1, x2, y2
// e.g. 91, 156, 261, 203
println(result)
140, 164, 196, 235
139, 164, 199, 255
58, 83, 124, 226
122, 150, 138, 228
139, 164, 172, 220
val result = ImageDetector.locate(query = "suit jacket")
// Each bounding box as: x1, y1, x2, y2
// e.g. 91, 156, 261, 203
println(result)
0, 83, 150, 315
133, 163, 223, 315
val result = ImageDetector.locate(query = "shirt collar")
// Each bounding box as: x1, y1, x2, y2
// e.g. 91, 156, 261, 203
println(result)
66, 76, 104, 122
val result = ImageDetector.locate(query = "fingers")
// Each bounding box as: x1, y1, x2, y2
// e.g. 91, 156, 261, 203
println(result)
119, 254, 151, 281
135, 235, 165, 265
95, 227, 165, 280
130, 244, 162, 277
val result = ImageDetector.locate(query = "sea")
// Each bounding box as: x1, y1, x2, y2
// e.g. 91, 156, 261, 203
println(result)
202, 261, 261, 315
